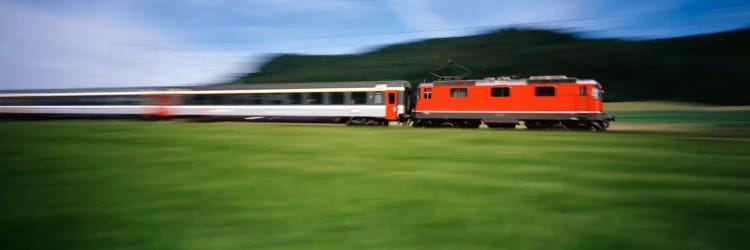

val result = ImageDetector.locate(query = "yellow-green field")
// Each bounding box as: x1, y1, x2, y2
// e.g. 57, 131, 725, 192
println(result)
603, 102, 750, 137
1, 119, 749, 250
604, 101, 750, 112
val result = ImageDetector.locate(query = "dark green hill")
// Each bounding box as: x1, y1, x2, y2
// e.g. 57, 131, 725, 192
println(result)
232, 28, 750, 105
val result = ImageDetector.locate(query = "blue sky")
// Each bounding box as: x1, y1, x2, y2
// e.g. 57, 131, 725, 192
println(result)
1, 0, 749, 90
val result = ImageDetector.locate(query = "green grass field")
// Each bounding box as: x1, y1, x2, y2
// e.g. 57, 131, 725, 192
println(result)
1, 121, 749, 250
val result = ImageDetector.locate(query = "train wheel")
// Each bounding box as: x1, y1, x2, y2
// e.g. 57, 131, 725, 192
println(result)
416, 119, 441, 128
454, 119, 481, 128
487, 123, 516, 129
346, 118, 361, 126
334, 117, 348, 124
440, 121, 456, 128
562, 121, 593, 131
413, 119, 424, 127
365, 118, 382, 126
525, 120, 554, 129
592, 121, 607, 131
414, 119, 434, 127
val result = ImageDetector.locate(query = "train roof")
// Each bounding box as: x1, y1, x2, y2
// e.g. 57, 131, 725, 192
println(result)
188, 81, 410, 91
0, 81, 410, 97
419, 76, 599, 87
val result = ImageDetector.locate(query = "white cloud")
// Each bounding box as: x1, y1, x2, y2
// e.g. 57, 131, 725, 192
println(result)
383, 0, 459, 38
383, 0, 588, 38
0, 1, 253, 90
178, 0, 373, 21
242, 0, 370, 15
380, 0, 715, 39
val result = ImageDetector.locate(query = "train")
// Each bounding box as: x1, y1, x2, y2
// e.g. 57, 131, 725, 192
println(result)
413, 75, 613, 130
0, 65, 614, 131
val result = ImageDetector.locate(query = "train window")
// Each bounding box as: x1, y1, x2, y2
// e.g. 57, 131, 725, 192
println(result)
215, 95, 228, 105
289, 93, 302, 104
593, 85, 601, 99
236, 94, 255, 105
197, 95, 209, 105
212, 95, 225, 104
261, 94, 275, 105
350, 92, 367, 105
211, 95, 224, 105
165, 95, 180, 105
0, 95, 144, 106
183, 95, 196, 105
228, 94, 245, 105
491, 87, 510, 97
4, 97, 21, 105
244, 94, 262, 105
51, 96, 80, 105
199, 95, 213, 105
423, 88, 432, 99
184, 95, 198, 105
450, 88, 468, 98
306, 93, 322, 104
373, 92, 384, 104
388, 93, 395, 104
0, 97, 32, 106
205, 95, 217, 105
231, 95, 243, 105
49, 95, 143, 105
268, 94, 285, 105
3, 97, 16, 105
580, 86, 587, 96
220, 94, 233, 105
91, 96, 138, 105
535, 87, 555, 97
329, 92, 344, 104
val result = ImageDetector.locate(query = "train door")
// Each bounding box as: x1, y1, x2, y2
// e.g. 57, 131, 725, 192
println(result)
576, 85, 588, 111
385, 90, 398, 120
143, 94, 174, 117
143, 94, 157, 117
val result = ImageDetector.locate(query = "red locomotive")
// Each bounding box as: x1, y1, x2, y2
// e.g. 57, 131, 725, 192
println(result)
412, 62, 613, 130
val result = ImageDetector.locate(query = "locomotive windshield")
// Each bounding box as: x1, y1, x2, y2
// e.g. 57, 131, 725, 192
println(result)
593, 85, 601, 99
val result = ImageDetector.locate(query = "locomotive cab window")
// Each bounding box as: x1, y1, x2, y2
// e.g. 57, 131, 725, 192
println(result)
580, 86, 587, 96
450, 88, 468, 98
423, 88, 432, 99
491, 87, 510, 97
593, 85, 601, 99
535, 87, 555, 97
